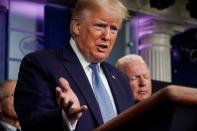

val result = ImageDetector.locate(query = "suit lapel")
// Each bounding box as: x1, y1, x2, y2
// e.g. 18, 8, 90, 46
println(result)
61, 45, 103, 125
101, 63, 127, 113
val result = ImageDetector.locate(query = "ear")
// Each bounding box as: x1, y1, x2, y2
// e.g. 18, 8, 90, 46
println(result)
71, 18, 80, 36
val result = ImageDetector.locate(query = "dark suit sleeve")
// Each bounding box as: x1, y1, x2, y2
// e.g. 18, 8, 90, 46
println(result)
14, 53, 67, 131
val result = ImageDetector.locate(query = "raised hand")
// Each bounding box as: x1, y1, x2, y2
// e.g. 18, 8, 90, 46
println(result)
56, 77, 88, 124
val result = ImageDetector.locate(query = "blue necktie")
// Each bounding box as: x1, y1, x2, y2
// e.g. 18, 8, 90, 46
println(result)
89, 64, 116, 123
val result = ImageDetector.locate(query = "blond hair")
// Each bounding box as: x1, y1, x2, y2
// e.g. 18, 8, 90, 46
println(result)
72, 0, 129, 21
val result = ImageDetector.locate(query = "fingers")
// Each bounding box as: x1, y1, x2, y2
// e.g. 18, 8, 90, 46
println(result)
55, 86, 70, 108
59, 77, 71, 92
56, 77, 74, 108
56, 78, 87, 112
56, 86, 62, 98
69, 105, 88, 114
67, 105, 88, 120
56, 77, 88, 121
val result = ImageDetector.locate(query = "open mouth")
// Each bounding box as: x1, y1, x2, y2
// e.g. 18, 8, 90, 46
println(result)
97, 44, 108, 52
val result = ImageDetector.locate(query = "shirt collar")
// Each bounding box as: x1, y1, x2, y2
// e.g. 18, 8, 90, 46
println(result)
70, 38, 101, 70
0, 120, 17, 131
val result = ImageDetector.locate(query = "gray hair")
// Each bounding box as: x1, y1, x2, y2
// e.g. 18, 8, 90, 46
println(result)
116, 54, 146, 70
0, 80, 16, 99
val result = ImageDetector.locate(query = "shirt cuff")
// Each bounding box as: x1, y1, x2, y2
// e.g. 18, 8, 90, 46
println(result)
62, 110, 78, 131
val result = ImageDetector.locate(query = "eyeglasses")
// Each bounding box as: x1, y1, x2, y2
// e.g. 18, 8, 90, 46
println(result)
129, 74, 150, 82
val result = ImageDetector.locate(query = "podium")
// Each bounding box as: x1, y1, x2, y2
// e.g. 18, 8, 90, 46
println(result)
94, 85, 197, 131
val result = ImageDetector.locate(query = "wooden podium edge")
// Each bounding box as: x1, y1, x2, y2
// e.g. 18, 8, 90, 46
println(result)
94, 85, 197, 131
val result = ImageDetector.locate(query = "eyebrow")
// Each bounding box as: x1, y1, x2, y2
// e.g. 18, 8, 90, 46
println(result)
1, 93, 14, 99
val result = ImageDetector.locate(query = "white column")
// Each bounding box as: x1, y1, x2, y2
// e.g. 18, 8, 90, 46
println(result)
139, 33, 172, 82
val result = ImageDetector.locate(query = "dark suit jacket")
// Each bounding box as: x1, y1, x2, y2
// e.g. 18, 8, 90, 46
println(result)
14, 43, 133, 131
0, 123, 6, 131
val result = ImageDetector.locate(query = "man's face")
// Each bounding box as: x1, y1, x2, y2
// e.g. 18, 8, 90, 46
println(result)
72, 9, 122, 63
124, 62, 152, 103
1, 82, 18, 119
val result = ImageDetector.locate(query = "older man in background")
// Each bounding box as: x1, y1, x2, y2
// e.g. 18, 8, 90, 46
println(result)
116, 54, 152, 103
0, 80, 21, 131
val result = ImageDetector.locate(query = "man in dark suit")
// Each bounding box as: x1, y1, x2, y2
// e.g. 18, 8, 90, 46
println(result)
0, 80, 21, 131
14, 0, 133, 131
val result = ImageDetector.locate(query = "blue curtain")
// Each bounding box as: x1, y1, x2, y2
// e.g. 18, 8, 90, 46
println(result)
44, 4, 72, 49
0, 8, 8, 81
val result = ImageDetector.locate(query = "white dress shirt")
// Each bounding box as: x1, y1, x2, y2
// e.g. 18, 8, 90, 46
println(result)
0, 120, 20, 131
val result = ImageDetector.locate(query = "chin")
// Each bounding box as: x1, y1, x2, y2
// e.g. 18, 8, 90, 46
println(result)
96, 52, 108, 58
93, 56, 106, 63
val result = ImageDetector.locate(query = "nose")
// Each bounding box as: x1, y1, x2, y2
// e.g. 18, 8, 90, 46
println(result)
102, 27, 111, 41
138, 75, 147, 87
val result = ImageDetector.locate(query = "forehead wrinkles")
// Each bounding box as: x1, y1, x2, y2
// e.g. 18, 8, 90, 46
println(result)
129, 64, 150, 74
78, 12, 122, 32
